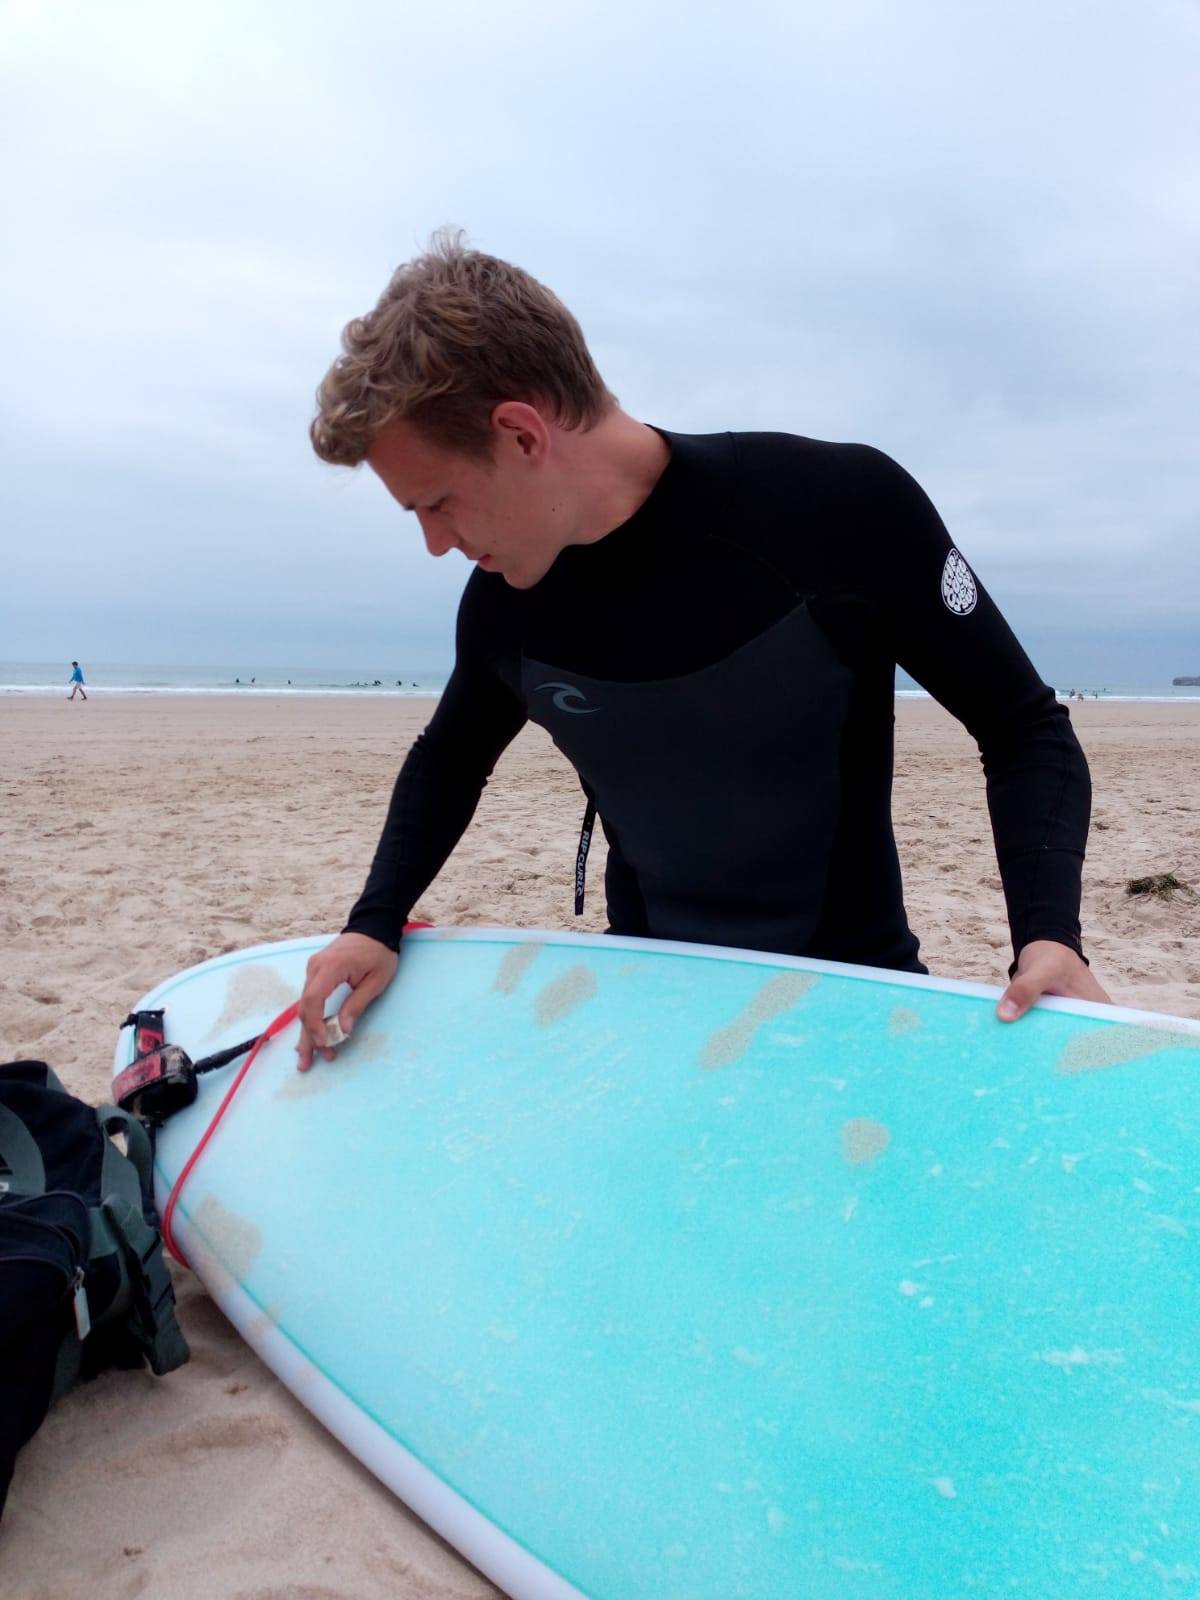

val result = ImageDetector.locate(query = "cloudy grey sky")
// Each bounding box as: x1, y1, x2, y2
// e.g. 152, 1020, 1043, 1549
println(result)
2, 0, 1197, 684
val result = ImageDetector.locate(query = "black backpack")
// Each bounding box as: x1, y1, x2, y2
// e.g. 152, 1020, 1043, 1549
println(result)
0, 1060, 189, 1516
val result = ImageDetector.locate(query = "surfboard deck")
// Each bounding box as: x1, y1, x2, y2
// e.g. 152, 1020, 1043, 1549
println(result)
114, 928, 1200, 1598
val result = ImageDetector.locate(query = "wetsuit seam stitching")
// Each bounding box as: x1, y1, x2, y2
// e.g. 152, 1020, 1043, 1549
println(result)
1016, 761, 1073, 954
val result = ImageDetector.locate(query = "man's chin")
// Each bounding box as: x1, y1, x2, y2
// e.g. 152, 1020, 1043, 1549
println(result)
500, 563, 550, 590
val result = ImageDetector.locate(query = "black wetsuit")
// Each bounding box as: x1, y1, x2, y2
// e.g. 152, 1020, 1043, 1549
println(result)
345, 430, 1091, 975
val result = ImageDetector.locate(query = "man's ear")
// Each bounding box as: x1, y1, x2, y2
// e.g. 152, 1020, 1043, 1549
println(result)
491, 400, 550, 459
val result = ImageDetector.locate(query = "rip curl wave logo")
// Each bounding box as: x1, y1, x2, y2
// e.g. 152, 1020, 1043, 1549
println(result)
941, 549, 978, 616
537, 681, 602, 714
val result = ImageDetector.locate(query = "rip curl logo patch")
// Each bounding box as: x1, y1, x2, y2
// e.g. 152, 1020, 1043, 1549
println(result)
536, 681, 602, 714
940, 549, 977, 616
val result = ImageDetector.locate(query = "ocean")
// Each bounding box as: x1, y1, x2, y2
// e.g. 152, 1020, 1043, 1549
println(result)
0, 661, 449, 697
2, 660, 1198, 703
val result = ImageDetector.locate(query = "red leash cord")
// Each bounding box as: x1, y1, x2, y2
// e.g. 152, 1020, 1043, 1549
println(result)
160, 924, 435, 1267
161, 1001, 298, 1266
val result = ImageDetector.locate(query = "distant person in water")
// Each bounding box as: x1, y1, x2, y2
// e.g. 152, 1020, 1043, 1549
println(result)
67, 661, 87, 701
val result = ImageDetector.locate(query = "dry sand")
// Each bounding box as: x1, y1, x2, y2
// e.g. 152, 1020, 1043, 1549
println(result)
2, 691, 1197, 1597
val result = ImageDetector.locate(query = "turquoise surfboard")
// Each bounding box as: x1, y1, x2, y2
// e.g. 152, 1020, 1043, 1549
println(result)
114, 928, 1200, 1597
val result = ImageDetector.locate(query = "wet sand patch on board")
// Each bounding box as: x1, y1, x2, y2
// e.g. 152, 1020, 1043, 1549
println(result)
1057, 1022, 1200, 1076
535, 965, 597, 1025
841, 1118, 891, 1166
493, 942, 542, 995
701, 972, 819, 1069
209, 965, 297, 1037
273, 1030, 387, 1099
889, 1007, 922, 1037
194, 1193, 263, 1278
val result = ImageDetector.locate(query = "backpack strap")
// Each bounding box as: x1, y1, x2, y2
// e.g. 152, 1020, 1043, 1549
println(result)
95, 1106, 153, 1207
100, 1195, 190, 1375
68, 1107, 148, 1286
107, 1108, 154, 1192
93, 1104, 189, 1377
0, 1101, 47, 1196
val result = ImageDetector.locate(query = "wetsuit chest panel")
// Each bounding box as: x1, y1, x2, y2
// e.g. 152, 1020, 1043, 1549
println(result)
520, 602, 854, 953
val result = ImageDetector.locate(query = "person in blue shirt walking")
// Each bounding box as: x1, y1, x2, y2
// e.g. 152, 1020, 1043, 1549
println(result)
68, 661, 87, 702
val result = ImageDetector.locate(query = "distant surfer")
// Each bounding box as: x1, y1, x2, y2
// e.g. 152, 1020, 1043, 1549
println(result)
67, 661, 87, 701
296, 232, 1111, 1068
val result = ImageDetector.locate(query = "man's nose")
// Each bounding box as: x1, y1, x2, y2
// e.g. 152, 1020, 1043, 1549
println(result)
417, 514, 456, 558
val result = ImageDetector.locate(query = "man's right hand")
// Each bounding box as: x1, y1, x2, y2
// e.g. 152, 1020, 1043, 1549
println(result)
296, 932, 400, 1072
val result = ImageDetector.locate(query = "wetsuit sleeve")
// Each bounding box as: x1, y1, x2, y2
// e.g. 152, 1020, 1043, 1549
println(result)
849, 446, 1091, 968
343, 577, 528, 948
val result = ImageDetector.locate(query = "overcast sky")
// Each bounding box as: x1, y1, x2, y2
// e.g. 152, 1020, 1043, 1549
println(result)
2, 0, 1197, 683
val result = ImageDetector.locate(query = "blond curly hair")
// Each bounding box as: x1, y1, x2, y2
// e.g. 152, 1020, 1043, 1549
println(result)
311, 230, 616, 464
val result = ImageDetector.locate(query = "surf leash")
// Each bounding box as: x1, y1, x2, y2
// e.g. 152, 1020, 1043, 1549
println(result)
159, 1001, 299, 1266
114, 1010, 264, 1128
152, 934, 438, 1267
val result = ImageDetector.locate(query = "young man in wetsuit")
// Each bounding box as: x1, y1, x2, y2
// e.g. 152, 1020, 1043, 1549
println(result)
296, 235, 1109, 1069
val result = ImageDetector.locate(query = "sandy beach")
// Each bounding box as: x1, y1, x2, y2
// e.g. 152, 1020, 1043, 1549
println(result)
2, 691, 1198, 1598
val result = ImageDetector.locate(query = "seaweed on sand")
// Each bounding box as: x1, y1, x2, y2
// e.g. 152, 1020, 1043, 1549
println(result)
1125, 872, 1197, 901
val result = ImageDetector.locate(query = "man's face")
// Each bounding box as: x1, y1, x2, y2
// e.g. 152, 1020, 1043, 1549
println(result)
366, 416, 562, 589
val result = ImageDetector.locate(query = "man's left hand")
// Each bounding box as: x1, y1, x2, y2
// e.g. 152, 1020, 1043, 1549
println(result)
997, 939, 1111, 1022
